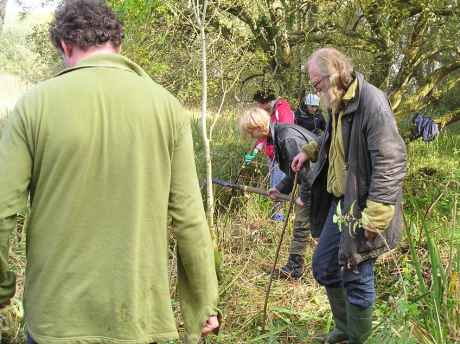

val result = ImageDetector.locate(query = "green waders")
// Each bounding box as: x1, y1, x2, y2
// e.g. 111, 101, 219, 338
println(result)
346, 302, 373, 344
325, 287, 348, 343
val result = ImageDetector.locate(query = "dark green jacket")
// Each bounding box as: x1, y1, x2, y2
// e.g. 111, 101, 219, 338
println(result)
0, 53, 218, 344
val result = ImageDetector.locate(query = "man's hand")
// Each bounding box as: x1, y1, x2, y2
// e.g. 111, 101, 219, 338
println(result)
201, 315, 219, 336
361, 200, 393, 242
268, 188, 282, 201
291, 152, 309, 172
295, 197, 304, 208
364, 229, 378, 241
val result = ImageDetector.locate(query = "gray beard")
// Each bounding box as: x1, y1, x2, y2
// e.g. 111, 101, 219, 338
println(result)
321, 88, 344, 115
319, 92, 331, 112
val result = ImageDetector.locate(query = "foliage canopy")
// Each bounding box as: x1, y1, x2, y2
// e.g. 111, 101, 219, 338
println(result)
109, 0, 460, 126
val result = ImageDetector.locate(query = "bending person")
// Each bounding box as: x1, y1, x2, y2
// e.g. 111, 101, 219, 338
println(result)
239, 107, 318, 279
243, 90, 295, 222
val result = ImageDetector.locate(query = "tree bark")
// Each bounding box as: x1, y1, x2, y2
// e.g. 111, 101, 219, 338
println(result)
392, 61, 460, 116
358, 1, 392, 87
0, 0, 8, 32
388, 15, 428, 96
192, 0, 214, 230
440, 110, 460, 129
199, 23, 215, 230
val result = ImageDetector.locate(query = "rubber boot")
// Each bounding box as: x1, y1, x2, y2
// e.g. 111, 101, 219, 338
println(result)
346, 302, 373, 344
274, 254, 304, 280
325, 287, 349, 344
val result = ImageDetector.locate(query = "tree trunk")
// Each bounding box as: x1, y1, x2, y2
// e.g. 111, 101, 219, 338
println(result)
199, 23, 214, 230
192, 0, 214, 230
439, 110, 460, 129
392, 61, 460, 116
192, 0, 222, 280
0, 0, 8, 32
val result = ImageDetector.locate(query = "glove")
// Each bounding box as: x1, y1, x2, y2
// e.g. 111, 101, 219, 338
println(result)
244, 149, 258, 165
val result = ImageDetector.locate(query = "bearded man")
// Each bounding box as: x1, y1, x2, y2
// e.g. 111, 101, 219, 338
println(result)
292, 48, 406, 343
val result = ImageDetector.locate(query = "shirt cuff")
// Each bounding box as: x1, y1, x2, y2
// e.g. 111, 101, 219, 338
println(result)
255, 142, 265, 151
301, 141, 319, 162
361, 200, 395, 233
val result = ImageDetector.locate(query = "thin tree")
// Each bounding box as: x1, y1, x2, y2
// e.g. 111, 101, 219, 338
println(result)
190, 0, 214, 230
0, 0, 8, 32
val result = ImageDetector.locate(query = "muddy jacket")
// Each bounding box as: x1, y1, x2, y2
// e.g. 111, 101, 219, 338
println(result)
310, 72, 406, 266
271, 123, 318, 203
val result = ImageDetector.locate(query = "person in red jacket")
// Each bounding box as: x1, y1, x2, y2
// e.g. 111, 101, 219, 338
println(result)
243, 89, 294, 221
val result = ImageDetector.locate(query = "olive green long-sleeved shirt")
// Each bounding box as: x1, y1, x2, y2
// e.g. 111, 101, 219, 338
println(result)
0, 53, 218, 343
326, 78, 357, 198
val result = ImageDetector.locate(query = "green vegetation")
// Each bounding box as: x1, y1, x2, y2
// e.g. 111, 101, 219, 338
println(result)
187, 110, 460, 343
107, 0, 460, 124
1, 114, 459, 343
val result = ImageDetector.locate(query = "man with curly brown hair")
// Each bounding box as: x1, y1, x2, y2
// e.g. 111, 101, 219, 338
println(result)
0, 1, 219, 343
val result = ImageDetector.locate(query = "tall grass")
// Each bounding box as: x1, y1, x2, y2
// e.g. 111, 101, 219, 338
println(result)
369, 132, 460, 344
198, 111, 460, 343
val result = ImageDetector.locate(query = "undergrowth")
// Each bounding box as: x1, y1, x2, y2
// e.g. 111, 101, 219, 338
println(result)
192, 110, 460, 343
0, 110, 459, 343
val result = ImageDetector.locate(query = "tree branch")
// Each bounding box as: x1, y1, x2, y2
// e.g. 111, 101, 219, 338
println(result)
393, 61, 460, 115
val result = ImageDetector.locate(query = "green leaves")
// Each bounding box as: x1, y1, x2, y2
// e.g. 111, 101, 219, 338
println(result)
333, 200, 361, 235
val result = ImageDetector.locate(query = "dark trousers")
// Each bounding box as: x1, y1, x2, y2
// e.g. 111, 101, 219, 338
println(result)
312, 199, 376, 309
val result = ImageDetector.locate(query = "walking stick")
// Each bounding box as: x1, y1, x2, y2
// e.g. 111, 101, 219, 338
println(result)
262, 172, 299, 332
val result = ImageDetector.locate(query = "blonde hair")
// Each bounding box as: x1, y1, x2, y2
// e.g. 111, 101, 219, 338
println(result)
239, 107, 271, 138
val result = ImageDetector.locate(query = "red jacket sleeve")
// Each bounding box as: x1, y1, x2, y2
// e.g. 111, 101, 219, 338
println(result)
263, 99, 294, 159
264, 144, 274, 160
272, 99, 294, 124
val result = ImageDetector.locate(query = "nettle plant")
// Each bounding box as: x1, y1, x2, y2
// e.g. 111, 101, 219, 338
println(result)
332, 201, 362, 235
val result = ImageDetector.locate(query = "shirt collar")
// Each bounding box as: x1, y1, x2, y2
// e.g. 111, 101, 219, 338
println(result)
55, 53, 150, 79
342, 78, 358, 103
